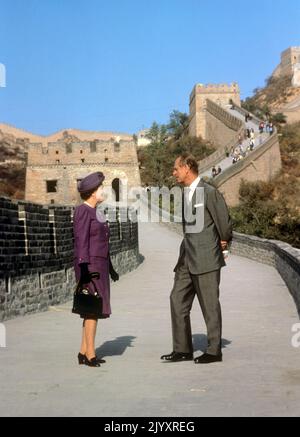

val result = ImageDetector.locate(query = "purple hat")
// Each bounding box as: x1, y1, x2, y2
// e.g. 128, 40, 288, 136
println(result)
77, 171, 105, 193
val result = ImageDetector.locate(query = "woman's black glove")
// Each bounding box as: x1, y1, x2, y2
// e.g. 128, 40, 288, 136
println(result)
80, 263, 92, 284
109, 256, 119, 282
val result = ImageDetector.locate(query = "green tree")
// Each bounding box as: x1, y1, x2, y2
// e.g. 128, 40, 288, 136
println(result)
167, 110, 190, 140
137, 111, 216, 188
146, 122, 168, 146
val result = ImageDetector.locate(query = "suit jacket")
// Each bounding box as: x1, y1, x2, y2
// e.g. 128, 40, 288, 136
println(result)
73, 203, 110, 264
174, 178, 233, 275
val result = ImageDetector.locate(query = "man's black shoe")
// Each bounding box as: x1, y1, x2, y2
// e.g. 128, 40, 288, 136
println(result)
194, 353, 223, 364
161, 351, 193, 362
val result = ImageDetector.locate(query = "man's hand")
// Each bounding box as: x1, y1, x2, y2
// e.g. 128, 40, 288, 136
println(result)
220, 240, 228, 250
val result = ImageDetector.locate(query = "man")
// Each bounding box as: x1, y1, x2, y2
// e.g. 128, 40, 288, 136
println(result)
161, 153, 232, 364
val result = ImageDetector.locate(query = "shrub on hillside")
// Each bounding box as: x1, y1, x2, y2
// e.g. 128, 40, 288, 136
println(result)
230, 179, 300, 248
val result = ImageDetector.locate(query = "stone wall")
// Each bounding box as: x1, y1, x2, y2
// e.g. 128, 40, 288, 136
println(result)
231, 232, 300, 317
25, 162, 141, 205
0, 196, 143, 322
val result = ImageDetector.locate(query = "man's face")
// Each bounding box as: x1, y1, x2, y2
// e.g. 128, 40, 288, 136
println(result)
173, 158, 188, 185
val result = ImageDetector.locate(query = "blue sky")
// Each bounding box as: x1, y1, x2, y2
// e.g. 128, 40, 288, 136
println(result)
0, 0, 300, 135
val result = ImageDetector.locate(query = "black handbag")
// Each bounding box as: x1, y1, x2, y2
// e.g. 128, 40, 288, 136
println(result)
72, 272, 103, 317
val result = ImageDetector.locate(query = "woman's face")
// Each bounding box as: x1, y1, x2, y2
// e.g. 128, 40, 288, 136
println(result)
94, 184, 105, 203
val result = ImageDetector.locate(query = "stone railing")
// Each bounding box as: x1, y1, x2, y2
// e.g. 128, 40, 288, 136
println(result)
231, 232, 300, 317
0, 196, 143, 321
230, 104, 261, 125
206, 99, 243, 131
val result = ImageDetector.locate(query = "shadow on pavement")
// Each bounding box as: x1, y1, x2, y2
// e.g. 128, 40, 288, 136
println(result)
192, 333, 231, 353
96, 335, 136, 358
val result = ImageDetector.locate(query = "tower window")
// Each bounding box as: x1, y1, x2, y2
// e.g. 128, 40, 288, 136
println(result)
81, 158, 85, 163
46, 180, 57, 193
66, 144, 72, 153
105, 157, 108, 162
114, 142, 120, 152
56, 150, 59, 154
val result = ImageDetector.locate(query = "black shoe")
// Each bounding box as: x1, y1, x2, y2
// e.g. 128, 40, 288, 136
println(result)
85, 356, 101, 367
161, 351, 193, 362
194, 353, 222, 364
78, 353, 86, 365
78, 353, 105, 365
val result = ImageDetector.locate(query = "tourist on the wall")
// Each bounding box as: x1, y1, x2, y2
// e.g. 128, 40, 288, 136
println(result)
269, 122, 274, 135
259, 121, 264, 134
73, 172, 119, 367
211, 166, 217, 178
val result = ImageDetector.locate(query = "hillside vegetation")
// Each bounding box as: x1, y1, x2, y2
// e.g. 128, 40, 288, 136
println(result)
242, 74, 300, 117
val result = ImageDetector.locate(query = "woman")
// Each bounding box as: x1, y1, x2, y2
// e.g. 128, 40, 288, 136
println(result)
73, 171, 119, 367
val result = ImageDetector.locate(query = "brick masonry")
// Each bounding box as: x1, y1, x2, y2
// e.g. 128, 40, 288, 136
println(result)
0, 196, 143, 322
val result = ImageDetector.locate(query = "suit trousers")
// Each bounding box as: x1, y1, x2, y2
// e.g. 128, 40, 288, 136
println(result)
170, 256, 222, 355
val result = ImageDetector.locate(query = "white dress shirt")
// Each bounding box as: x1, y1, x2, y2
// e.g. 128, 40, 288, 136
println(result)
188, 175, 201, 202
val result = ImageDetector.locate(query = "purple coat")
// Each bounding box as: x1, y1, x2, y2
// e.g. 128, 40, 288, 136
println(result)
73, 203, 111, 317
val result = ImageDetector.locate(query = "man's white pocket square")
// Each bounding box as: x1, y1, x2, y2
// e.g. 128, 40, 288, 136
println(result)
194, 203, 204, 208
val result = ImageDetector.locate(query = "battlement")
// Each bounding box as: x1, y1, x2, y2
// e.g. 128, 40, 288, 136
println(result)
27, 138, 138, 166
190, 82, 240, 103
281, 46, 300, 60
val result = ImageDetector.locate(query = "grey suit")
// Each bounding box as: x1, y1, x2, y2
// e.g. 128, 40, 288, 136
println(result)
170, 178, 233, 355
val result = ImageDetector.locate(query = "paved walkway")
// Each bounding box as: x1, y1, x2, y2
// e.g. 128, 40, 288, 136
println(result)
1, 221, 300, 417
